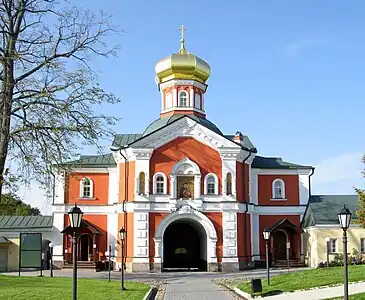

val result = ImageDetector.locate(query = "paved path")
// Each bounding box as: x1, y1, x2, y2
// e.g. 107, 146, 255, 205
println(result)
163, 277, 234, 300
264, 282, 365, 300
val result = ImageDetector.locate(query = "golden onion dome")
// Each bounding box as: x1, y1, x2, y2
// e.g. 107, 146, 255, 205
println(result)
155, 26, 211, 85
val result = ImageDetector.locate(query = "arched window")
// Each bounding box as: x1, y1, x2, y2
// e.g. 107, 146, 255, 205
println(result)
153, 172, 167, 195
178, 91, 188, 107
226, 173, 232, 195
204, 173, 218, 195
272, 179, 285, 199
80, 177, 93, 198
138, 172, 145, 195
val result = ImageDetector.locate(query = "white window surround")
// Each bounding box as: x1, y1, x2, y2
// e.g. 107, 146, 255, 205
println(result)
178, 90, 188, 107
153, 172, 167, 195
79, 177, 94, 199
204, 173, 219, 195
271, 178, 286, 200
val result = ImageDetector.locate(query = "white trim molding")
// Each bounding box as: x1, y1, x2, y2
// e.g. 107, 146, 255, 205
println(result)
153, 172, 167, 195
204, 173, 219, 195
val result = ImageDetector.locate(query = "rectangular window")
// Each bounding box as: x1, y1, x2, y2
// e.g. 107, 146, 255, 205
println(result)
361, 238, 365, 253
83, 186, 91, 198
156, 182, 164, 194
329, 239, 337, 253
207, 183, 215, 194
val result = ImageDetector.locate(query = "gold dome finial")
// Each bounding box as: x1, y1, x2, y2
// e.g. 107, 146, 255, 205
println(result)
178, 24, 188, 54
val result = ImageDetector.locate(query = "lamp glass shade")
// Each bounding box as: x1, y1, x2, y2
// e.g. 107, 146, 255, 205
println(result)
263, 228, 271, 241
338, 205, 352, 229
68, 204, 83, 228
105, 251, 109, 256
49, 242, 54, 248
119, 228, 126, 241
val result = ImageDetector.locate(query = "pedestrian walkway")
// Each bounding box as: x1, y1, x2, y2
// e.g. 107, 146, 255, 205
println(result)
164, 277, 235, 300
263, 281, 365, 300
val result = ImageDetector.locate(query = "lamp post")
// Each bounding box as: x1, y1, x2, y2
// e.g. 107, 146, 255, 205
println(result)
263, 228, 271, 285
49, 243, 54, 277
68, 204, 83, 300
324, 237, 330, 267
338, 205, 352, 300
119, 227, 126, 291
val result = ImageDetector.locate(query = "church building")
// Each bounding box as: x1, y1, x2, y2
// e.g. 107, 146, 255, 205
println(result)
51, 28, 314, 272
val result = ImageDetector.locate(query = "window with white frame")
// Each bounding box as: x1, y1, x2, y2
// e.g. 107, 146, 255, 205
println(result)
272, 179, 285, 199
329, 238, 337, 253
204, 173, 218, 195
361, 238, 365, 253
80, 177, 93, 198
178, 91, 188, 107
153, 172, 167, 195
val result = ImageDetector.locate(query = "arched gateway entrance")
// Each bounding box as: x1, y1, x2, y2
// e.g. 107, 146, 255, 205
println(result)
154, 205, 218, 272
163, 220, 206, 271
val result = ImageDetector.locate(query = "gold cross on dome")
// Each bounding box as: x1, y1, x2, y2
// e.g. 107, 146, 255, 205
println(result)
179, 24, 188, 41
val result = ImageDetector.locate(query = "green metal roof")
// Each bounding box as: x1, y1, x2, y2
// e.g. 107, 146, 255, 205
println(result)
252, 156, 313, 169
0, 216, 54, 232
143, 114, 223, 136
301, 195, 359, 228
67, 153, 116, 168
111, 134, 142, 149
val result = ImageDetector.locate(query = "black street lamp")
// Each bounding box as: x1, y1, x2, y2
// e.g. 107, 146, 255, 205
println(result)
49, 242, 54, 277
263, 228, 271, 285
119, 227, 126, 291
68, 204, 83, 300
338, 205, 352, 300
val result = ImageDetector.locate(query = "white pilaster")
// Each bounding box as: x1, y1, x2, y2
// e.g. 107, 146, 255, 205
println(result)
54, 173, 65, 204
299, 174, 310, 205
107, 212, 118, 262
251, 172, 258, 205
170, 175, 176, 199
251, 213, 260, 260
173, 88, 178, 107
189, 88, 195, 107
194, 175, 201, 199
108, 168, 117, 205
133, 212, 149, 263
222, 212, 238, 263
52, 213, 65, 263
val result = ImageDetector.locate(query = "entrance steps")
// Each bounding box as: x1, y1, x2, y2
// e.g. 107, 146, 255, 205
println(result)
63, 261, 95, 269
272, 260, 305, 268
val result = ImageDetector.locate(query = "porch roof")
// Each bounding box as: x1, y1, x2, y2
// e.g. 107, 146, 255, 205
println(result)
268, 218, 302, 234
61, 219, 103, 235
0, 236, 11, 244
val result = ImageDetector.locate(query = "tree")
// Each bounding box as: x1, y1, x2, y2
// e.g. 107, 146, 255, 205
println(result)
0, 192, 40, 216
355, 154, 365, 227
0, 0, 120, 196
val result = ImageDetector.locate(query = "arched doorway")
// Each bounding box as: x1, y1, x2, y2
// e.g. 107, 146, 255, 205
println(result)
272, 230, 287, 260
163, 220, 207, 271
78, 234, 92, 261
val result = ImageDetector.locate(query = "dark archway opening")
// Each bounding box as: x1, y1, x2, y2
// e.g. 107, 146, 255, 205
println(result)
272, 230, 287, 260
163, 220, 206, 271
78, 234, 92, 261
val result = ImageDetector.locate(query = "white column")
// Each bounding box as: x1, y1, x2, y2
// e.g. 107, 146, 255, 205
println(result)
194, 175, 201, 199
189, 88, 195, 107
133, 212, 149, 263
222, 212, 238, 263
170, 175, 176, 199
107, 212, 118, 265
173, 88, 178, 107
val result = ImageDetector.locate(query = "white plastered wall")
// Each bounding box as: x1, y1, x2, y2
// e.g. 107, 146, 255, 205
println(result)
133, 212, 149, 264
222, 211, 238, 263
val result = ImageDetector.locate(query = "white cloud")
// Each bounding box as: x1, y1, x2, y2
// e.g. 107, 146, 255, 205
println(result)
312, 152, 364, 195
283, 36, 327, 57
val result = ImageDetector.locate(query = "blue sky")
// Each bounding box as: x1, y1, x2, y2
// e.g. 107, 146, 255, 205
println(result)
19, 1, 365, 213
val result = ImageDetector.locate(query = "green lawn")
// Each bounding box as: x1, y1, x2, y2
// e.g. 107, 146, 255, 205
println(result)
237, 265, 365, 297
0, 275, 150, 300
